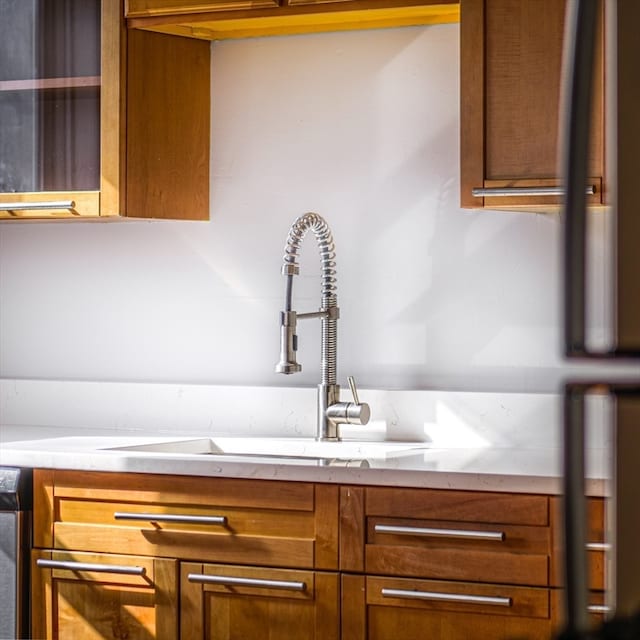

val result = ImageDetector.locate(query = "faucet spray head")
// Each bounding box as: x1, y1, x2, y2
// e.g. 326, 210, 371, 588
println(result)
275, 311, 302, 374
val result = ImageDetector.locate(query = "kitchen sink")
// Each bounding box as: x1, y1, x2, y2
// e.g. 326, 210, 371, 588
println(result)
108, 437, 430, 461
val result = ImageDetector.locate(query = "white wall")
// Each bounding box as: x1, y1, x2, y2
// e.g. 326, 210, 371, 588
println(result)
0, 24, 635, 393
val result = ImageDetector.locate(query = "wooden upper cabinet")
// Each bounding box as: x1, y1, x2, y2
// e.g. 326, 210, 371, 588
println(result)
125, 29, 210, 220
0, 1, 101, 218
460, 0, 604, 209
0, 1, 209, 221
126, 0, 460, 40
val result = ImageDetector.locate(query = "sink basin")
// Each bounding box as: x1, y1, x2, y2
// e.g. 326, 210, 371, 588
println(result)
108, 437, 429, 461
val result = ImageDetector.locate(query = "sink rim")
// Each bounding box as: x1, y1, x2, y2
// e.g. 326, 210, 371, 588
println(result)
105, 436, 430, 460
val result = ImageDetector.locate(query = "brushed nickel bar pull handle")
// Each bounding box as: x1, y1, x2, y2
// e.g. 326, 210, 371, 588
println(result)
36, 559, 146, 576
374, 524, 505, 541
187, 573, 306, 592
114, 512, 227, 525
381, 588, 511, 607
588, 604, 611, 614
0, 200, 75, 211
471, 186, 594, 198
586, 542, 610, 551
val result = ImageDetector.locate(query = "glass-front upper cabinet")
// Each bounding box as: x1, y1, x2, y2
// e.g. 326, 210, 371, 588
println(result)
0, 0, 101, 218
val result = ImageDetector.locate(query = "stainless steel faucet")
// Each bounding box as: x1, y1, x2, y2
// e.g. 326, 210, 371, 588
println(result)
275, 212, 370, 441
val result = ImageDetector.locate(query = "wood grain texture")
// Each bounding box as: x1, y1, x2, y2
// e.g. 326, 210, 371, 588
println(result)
33, 469, 55, 548
58, 499, 315, 537
549, 496, 605, 589
366, 544, 549, 586
550, 587, 607, 634
485, 0, 567, 180
126, 29, 210, 219
341, 573, 366, 640
190, 562, 339, 639
53, 517, 316, 568
366, 598, 553, 640
365, 486, 549, 526
366, 575, 549, 618
34, 470, 573, 636
366, 516, 551, 585
314, 483, 340, 570
180, 563, 204, 640
126, 1, 460, 40
50, 470, 315, 510
33, 549, 178, 640
0, 191, 100, 219
127, 0, 278, 16
460, 0, 605, 209
349, 574, 555, 640
31, 550, 53, 640
339, 486, 365, 573
40, 470, 337, 570
459, 0, 485, 208
100, 0, 126, 216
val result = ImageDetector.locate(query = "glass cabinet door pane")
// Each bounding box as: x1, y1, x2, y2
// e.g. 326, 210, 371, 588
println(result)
0, 0, 100, 193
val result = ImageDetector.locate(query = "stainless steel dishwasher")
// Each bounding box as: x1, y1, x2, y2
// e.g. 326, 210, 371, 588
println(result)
0, 467, 32, 639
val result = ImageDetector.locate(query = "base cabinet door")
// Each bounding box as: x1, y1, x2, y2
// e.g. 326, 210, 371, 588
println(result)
342, 574, 554, 640
32, 549, 178, 640
180, 563, 339, 639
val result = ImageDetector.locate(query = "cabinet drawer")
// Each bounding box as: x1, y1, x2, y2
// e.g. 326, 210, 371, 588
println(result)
35, 470, 339, 570
341, 486, 551, 585
342, 574, 554, 640
367, 575, 549, 619
181, 562, 339, 639
366, 516, 550, 586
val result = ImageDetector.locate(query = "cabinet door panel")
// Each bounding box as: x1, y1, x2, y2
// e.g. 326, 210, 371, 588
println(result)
181, 563, 339, 639
32, 549, 178, 640
0, 0, 103, 218
0, 1, 101, 196
460, 0, 604, 209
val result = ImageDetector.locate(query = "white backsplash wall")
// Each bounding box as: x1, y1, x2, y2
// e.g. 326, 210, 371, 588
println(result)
0, 24, 636, 392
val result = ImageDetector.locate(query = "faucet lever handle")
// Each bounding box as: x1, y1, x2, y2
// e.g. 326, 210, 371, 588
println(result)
347, 376, 360, 405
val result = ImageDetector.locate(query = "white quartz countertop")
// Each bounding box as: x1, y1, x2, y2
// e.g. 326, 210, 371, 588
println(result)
0, 424, 610, 496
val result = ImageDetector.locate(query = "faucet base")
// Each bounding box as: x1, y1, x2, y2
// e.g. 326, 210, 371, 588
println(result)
317, 383, 341, 441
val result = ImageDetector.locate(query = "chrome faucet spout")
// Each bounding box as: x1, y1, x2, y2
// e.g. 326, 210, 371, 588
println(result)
275, 213, 370, 441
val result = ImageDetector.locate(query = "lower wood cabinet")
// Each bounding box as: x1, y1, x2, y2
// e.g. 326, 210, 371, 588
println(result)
31, 470, 606, 639
180, 563, 339, 639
